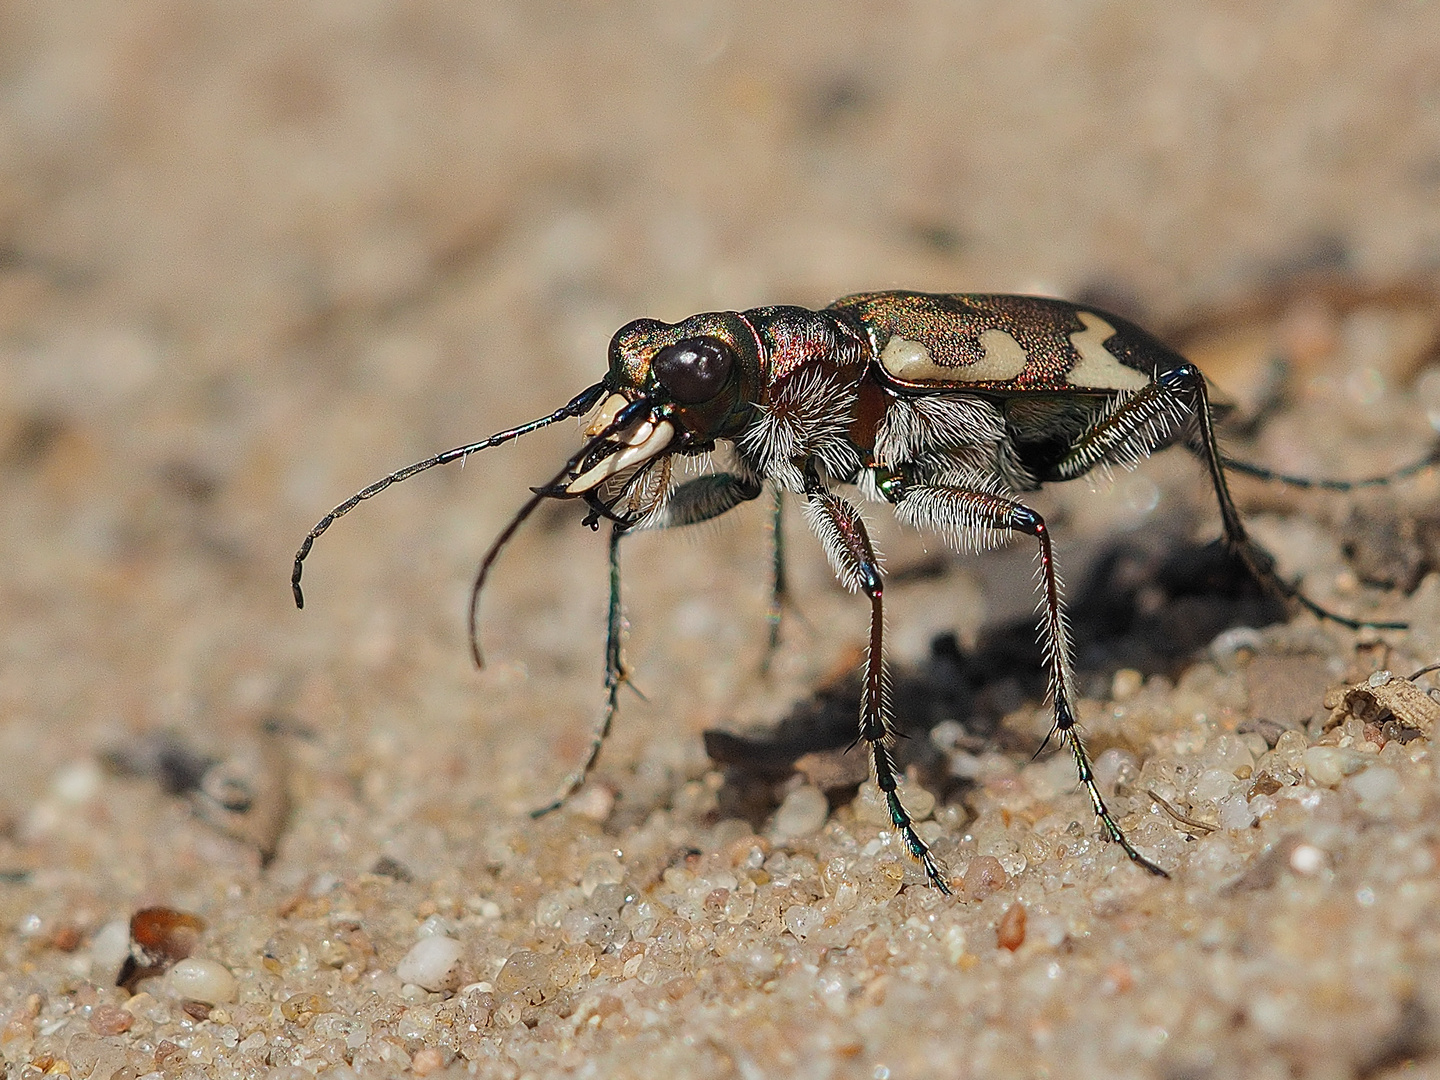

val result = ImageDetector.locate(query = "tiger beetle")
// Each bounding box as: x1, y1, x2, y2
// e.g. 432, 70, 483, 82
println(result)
293, 291, 1438, 893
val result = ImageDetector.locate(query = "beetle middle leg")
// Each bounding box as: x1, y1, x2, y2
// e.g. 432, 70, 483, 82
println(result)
763, 487, 788, 668
802, 469, 950, 892
895, 483, 1168, 877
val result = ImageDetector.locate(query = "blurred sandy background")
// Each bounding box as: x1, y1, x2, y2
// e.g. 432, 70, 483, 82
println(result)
3, 3, 1440, 1078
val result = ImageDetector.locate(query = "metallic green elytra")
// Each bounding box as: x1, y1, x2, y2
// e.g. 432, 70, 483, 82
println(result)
294, 291, 1428, 893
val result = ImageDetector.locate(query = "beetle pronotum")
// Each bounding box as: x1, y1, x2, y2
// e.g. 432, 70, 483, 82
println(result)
294, 291, 1434, 892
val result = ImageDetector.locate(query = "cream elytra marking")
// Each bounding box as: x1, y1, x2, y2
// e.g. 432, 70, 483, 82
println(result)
1067, 311, 1153, 391
974, 329, 1030, 380
292, 290, 1437, 894
880, 331, 1030, 382
879, 336, 940, 381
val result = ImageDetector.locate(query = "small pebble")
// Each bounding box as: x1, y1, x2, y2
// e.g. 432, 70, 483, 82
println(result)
852, 782, 892, 827
1349, 765, 1402, 809
1289, 844, 1327, 875
52, 759, 102, 803
411, 1046, 447, 1075
1111, 668, 1144, 702
568, 783, 615, 822
496, 949, 554, 1002
899, 782, 936, 820
416, 914, 456, 939
88, 1003, 134, 1036
771, 785, 829, 840
89, 919, 131, 979
997, 902, 1027, 951
1216, 793, 1255, 831
963, 856, 1007, 900
280, 993, 329, 1023
782, 904, 824, 939
396, 936, 464, 992
1190, 768, 1238, 804
1302, 746, 1351, 787
123, 906, 206, 990
166, 957, 237, 1004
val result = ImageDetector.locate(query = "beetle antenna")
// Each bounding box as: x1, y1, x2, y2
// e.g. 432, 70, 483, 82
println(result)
468, 396, 656, 667
292, 382, 607, 608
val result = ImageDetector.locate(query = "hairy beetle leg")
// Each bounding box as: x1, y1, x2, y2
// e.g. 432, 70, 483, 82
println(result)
895, 483, 1169, 877
536, 473, 768, 819
1014, 504, 1168, 876
803, 475, 951, 893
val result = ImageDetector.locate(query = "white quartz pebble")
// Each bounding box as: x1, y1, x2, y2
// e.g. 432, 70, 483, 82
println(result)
771, 785, 829, 840
167, 957, 237, 1004
396, 935, 463, 991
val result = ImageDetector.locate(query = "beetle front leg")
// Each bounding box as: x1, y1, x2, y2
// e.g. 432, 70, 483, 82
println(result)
638, 471, 763, 529
802, 474, 950, 893
536, 473, 765, 818
532, 521, 630, 818
896, 485, 1168, 877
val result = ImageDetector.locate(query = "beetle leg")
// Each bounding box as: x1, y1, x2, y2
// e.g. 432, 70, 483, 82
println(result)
802, 470, 950, 893
1051, 366, 1407, 631
1159, 364, 1407, 631
638, 472, 799, 672
1043, 380, 1188, 483
1219, 440, 1440, 492
533, 521, 630, 818
636, 471, 763, 529
534, 473, 765, 818
762, 486, 790, 671
895, 484, 1168, 877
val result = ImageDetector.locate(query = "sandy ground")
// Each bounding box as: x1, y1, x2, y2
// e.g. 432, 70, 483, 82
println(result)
4, 3, 1440, 1078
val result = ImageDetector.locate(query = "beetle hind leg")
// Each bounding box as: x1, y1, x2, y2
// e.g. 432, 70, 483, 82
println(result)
1052, 363, 1408, 632
895, 485, 1168, 877
1161, 363, 1409, 631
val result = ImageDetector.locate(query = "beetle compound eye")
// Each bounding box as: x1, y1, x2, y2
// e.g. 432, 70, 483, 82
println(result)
652, 337, 735, 404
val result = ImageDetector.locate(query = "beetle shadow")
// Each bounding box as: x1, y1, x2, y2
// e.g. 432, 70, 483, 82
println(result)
703, 534, 1288, 828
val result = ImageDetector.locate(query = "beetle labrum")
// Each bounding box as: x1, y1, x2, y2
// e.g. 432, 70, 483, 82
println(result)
294, 291, 1429, 893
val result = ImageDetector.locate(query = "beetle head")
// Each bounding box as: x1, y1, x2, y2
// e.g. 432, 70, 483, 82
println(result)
562, 311, 760, 497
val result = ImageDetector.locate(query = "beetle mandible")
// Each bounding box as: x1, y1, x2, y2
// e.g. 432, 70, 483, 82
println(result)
294, 291, 1430, 892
